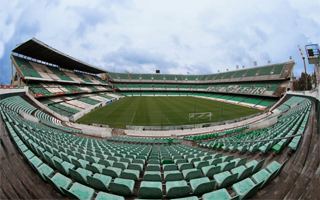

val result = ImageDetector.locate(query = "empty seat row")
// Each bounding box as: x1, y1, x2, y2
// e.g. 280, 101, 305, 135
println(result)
0, 95, 287, 199
199, 97, 311, 154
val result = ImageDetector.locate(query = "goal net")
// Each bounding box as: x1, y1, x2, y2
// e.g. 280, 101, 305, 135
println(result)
188, 112, 212, 122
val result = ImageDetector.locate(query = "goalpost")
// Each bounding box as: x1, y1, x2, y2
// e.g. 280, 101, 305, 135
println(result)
188, 112, 212, 122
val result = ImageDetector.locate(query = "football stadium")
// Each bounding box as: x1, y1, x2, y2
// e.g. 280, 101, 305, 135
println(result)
0, 38, 319, 200
1, 2, 320, 200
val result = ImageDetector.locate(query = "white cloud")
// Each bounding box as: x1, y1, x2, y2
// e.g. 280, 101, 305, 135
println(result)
0, 0, 320, 77
0, 1, 23, 58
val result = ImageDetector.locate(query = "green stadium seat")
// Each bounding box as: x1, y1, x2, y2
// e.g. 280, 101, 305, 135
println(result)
102, 166, 122, 178
289, 136, 302, 151
143, 171, 162, 181
69, 168, 93, 184
218, 161, 235, 171
163, 164, 178, 171
208, 158, 223, 165
232, 178, 262, 200
175, 159, 187, 165
71, 158, 89, 168
53, 160, 75, 175
266, 161, 283, 180
43, 153, 56, 167
194, 160, 209, 169
133, 159, 146, 165
266, 161, 281, 173
49, 173, 72, 194
202, 188, 233, 200
29, 156, 43, 169
182, 168, 203, 181
188, 157, 201, 164
36, 163, 54, 181
95, 192, 125, 200
98, 159, 113, 167
86, 163, 105, 174
120, 157, 133, 163
87, 173, 111, 191
113, 161, 128, 170
62, 182, 95, 200
178, 163, 193, 171
148, 159, 160, 164
232, 158, 247, 167
162, 158, 174, 164
190, 177, 215, 195
109, 178, 135, 196
138, 181, 163, 199
85, 155, 100, 163
166, 180, 191, 199
170, 196, 198, 200
251, 169, 271, 188
146, 164, 161, 171
231, 165, 246, 177
231, 165, 253, 180
221, 155, 234, 162
120, 169, 140, 180
61, 153, 74, 162
201, 165, 221, 178
23, 149, 35, 159
214, 171, 238, 188
164, 170, 184, 181
127, 163, 143, 172
18, 144, 28, 153
245, 159, 265, 173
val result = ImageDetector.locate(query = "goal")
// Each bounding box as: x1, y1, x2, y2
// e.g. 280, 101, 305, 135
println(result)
188, 112, 212, 122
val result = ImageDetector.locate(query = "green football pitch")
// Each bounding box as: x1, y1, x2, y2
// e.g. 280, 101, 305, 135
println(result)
77, 96, 261, 128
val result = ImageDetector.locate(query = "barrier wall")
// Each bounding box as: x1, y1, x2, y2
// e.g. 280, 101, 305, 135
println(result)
125, 111, 274, 137
20, 111, 39, 123
249, 114, 278, 130
66, 122, 112, 137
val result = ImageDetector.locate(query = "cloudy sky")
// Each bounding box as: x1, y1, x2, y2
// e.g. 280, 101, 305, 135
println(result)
0, 0, 319, 84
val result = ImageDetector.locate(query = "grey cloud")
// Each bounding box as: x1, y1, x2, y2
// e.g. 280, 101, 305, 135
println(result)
102, 47, 179, 73
1, 0, 320, 84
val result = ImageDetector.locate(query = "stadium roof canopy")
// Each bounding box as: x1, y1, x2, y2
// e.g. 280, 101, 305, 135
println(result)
12, 38, 106, 74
